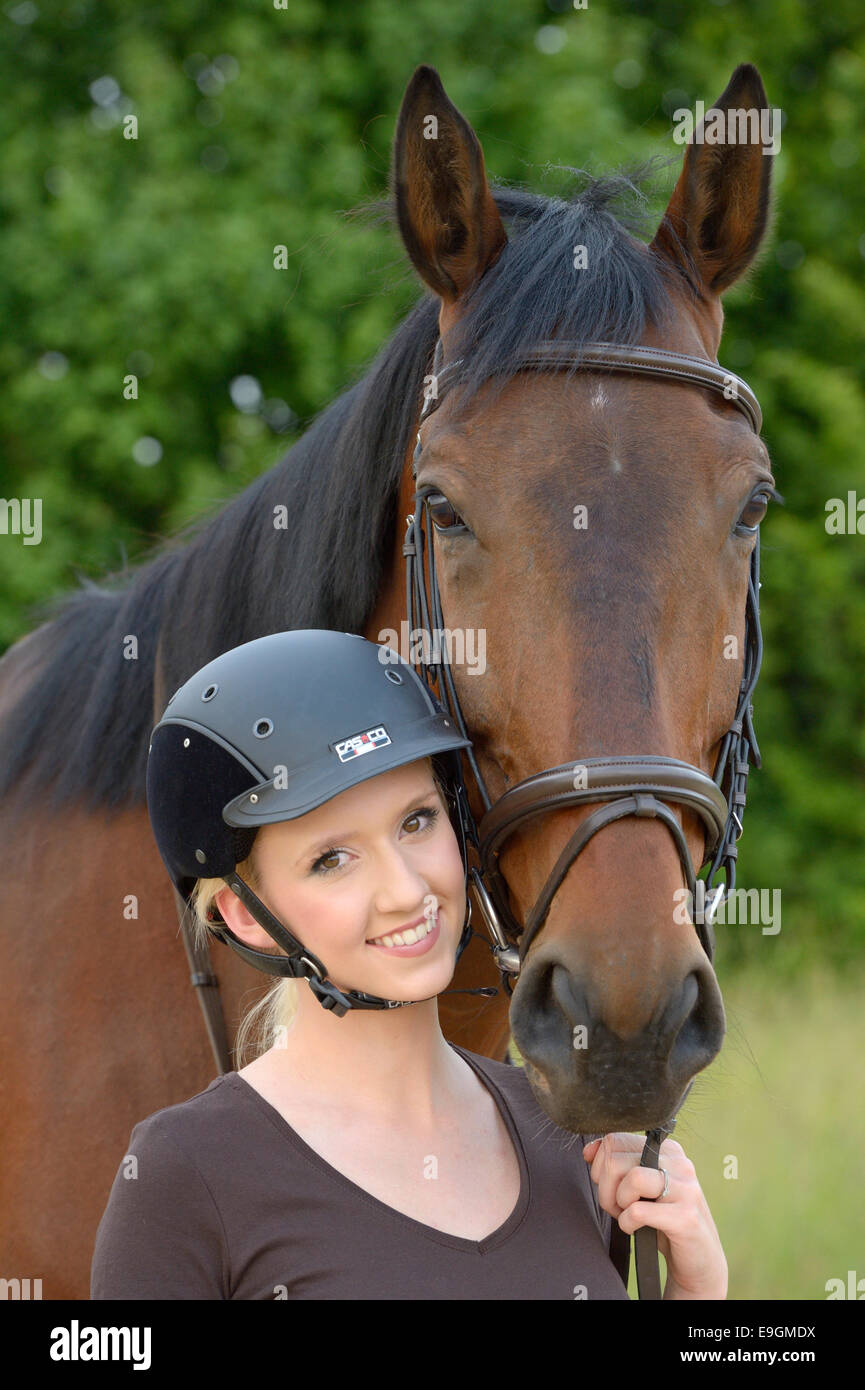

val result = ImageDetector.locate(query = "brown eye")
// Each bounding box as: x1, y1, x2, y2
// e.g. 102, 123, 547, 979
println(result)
403, 806, 440, 835
426, 492, 465, 531
311, 847, 346, 875
736, 491, 770, 532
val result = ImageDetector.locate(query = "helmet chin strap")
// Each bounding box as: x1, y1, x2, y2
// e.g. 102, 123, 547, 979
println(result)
208, 871, 496, 1019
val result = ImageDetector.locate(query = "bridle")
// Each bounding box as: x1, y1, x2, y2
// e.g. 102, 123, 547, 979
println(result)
403, 336, 765, 1299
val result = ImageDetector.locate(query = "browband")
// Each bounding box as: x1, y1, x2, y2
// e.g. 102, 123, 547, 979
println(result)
424, 340, 762, 435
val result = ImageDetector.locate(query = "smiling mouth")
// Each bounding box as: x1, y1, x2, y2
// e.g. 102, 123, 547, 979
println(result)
366, 912, 439, 949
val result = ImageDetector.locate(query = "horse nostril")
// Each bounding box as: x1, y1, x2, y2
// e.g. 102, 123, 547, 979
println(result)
668, 967, 726, 1080
548, 965, 590, 1041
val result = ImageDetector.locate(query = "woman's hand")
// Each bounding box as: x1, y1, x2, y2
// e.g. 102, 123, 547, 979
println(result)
582, 1133, 728, 1299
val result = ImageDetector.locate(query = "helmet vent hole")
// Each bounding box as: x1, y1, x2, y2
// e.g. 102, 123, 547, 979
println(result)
201, 683, 218, 701
384, 670, 403, 685
254, 718, 273, 738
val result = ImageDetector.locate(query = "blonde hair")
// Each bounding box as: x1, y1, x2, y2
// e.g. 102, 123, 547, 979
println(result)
188, 756, 453, 1069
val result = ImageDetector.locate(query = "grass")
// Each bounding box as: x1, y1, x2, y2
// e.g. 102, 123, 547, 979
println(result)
508, 965, 865, 1300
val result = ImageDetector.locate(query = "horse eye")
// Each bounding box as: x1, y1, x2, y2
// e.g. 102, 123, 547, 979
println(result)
737, 491, 770, 532
426, 492, 465, 531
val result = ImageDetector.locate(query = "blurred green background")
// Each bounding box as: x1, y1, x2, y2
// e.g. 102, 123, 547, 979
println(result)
1, 0, 863, 1299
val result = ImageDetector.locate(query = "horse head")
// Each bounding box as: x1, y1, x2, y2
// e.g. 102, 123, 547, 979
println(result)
392, 64, 777, 1133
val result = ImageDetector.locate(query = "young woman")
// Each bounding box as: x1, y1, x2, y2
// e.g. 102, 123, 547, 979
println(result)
90, 628, 727, 1300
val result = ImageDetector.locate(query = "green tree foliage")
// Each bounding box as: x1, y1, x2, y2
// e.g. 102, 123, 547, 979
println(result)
1, 0, 863, 968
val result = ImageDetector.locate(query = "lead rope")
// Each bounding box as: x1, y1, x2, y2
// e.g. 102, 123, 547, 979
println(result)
634, 1128, 668, 1298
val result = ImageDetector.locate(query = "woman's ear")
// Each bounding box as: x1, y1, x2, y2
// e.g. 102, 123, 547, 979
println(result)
213, 880, 275, 952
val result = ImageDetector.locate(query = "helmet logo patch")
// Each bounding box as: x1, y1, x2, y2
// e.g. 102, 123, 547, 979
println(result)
334, 725, 392, 762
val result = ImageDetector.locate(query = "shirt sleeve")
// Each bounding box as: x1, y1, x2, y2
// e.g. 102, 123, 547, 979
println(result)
90, 1112, 228, 1300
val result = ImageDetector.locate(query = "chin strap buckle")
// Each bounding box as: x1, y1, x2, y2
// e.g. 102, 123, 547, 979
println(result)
306, 977, 354, 1017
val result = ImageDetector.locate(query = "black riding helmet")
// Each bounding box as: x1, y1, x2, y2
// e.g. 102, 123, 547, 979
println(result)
146, 629, 481, 1016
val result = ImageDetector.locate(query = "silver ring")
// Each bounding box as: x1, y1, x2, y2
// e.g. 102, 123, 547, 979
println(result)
658, 1164, 670, 1199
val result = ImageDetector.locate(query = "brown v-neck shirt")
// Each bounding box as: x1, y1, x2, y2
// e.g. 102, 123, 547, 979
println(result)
90, 1043, 630, 1300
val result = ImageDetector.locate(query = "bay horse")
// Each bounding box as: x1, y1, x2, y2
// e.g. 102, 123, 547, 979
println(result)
0, 62, 775, 1298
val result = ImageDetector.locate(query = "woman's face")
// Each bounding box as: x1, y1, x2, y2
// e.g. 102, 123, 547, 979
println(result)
215, 758, 467, 996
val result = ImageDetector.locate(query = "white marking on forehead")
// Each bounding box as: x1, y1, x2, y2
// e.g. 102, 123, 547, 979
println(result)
587, 383, 622, 472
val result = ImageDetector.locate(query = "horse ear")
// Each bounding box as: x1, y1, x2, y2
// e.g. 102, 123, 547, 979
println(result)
650, 63, 775, 297
392, 65, 507, 303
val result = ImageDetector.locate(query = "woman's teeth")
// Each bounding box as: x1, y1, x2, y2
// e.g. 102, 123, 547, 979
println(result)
368, 915, 437, 949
